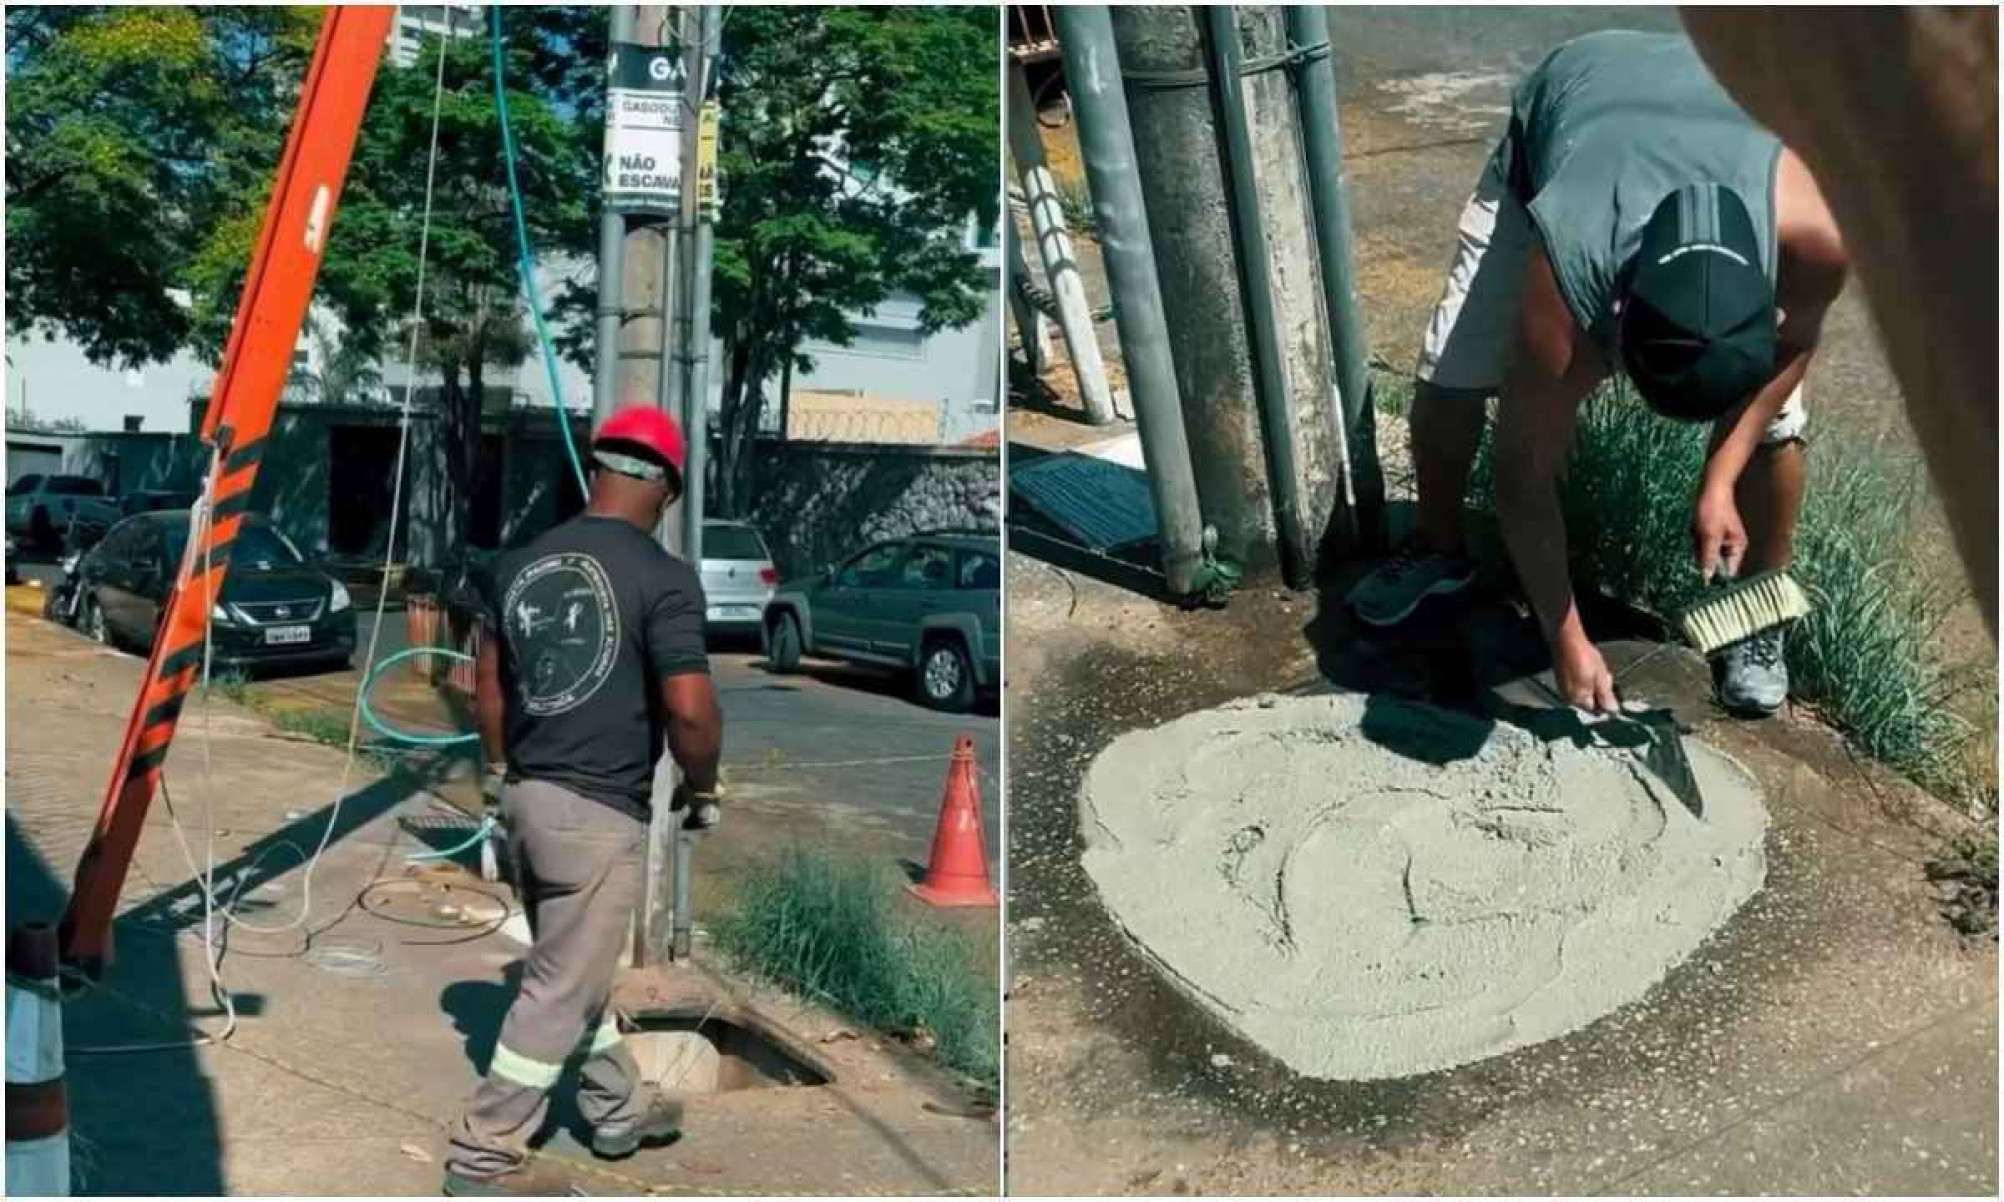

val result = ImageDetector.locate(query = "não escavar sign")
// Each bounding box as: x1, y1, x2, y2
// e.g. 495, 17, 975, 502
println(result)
602, 43, 684, 215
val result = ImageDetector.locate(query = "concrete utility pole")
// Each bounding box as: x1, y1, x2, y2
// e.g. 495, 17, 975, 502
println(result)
615, 8, 679, 496
1003, 216, 1051, 374
1006, 58, 1116, 426
592, 7, 638, 426
600, 4, 684, 967
1109, 6, 1358, 586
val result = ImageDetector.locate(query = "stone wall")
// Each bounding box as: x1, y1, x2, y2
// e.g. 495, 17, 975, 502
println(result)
743, 442, 1001, 579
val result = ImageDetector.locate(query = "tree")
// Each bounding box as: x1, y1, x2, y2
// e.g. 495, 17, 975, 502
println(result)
543, 8, 999, 515
5, 6, 319, 367
708, 8, 997, 514
285, 316, 388, 407
308, 18, 597, 559
6, 7, 601, 562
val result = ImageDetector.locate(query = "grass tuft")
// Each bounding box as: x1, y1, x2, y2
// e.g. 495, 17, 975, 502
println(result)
1469, 378, 1979, 799
713, 848, 998, 1086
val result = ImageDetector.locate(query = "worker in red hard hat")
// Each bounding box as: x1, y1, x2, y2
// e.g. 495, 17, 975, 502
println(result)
444, 404, 723, 1196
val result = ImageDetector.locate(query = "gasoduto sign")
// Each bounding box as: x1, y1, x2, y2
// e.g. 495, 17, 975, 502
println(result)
602, 42, 685, 214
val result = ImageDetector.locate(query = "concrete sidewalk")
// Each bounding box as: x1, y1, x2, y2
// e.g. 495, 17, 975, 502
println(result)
1002, 558, 1996, 1196
5, 608, 997, 1196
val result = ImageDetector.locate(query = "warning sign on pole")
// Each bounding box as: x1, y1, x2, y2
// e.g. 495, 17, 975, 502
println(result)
602, 42, 685, 215
696, 99, 721, 217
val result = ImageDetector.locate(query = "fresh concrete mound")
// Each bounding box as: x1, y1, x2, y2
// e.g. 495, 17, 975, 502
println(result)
1079, 692, 1768, 1080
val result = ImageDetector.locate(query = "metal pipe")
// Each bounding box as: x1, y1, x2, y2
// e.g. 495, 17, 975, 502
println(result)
669, 3, 719, 965
1286, 5, 1384, 550
1053, 6, 1207, 596
1203, 6, 1305, 582
593, 7, 637, 422
1006, 58, 1116, 425
680, 3, 716, 565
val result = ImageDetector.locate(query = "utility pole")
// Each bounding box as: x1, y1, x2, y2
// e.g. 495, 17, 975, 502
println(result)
1109, 6, 1358, 586
1005, 58, 1115, 425
602, 4, 685, 967
664, 2, 719, 966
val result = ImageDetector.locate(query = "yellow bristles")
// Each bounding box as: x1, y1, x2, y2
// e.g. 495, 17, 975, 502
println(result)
1675, 569, 1812, 655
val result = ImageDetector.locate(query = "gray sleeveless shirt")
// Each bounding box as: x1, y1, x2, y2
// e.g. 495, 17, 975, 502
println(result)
1498, 31, 1782, 357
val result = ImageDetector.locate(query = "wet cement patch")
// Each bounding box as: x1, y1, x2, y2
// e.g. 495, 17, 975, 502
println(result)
1079, 693, 1769, 1081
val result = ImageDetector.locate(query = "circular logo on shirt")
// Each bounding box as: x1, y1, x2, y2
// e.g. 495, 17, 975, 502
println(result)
501, 552, 620, 717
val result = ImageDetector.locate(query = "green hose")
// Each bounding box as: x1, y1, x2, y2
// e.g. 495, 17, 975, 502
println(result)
359, 645, 497, 864
359, 646, 480, 748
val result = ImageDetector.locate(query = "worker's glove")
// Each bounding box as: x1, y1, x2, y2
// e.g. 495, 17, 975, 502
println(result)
672, 782, 723, 832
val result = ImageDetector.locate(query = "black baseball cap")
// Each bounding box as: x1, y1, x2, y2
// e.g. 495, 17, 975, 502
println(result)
1619, 183, 1777, 422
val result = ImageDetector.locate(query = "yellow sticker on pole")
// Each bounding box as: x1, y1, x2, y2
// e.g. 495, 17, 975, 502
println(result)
697, 99, 721, 217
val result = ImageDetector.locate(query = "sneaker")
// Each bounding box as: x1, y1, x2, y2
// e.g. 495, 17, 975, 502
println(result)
1346, 541, 1477, 627
590, 1095, 685, 1160
1712, 627, 1789, 716
442, 1161, 588, 1196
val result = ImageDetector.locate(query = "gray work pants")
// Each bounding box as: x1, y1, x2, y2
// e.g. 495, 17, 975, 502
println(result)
447, 779, 648, 1178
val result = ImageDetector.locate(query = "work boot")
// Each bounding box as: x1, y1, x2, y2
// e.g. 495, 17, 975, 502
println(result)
1712, 627, 1789, 716
590, 1095, 685, 1160
441, 1159, 588, 1197
1346, 539, 1477, 627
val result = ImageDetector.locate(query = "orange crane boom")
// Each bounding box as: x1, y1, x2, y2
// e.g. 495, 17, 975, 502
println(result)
57, 7, 396, 982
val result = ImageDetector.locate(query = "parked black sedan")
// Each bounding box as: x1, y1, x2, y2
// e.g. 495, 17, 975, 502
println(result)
75, 510, 356, 673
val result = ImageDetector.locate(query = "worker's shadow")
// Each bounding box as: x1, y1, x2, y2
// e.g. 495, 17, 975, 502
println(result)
1303, 533, 1674, 762
441, 967, 631, 1153
1301, 555, 1602, 763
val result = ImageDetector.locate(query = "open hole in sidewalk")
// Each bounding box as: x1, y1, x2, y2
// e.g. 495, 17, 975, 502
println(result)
625, 1008, 833, 1093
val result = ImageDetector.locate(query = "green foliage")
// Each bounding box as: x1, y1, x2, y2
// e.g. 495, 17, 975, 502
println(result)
714, 848, 999, 1086
1471, 381, 1979, 796
5, 6, 320, 367
675, 7, 998, 512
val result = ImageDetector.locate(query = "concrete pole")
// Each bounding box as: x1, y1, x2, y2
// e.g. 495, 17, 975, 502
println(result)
606, 4, 682, 969
1110, 6, 1352, 585
592, 7, 637, 424
1054, 7, 1208, 597
615, 8, 676, 431
1003, 215, 1051, 373
1005, 59, 1116, 426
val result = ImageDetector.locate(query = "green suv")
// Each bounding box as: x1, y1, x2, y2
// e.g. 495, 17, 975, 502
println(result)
762, 531, 1000, 712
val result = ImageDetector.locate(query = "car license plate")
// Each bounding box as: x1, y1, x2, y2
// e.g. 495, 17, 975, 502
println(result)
264, 625, 312, 646
708, 605, 760, 621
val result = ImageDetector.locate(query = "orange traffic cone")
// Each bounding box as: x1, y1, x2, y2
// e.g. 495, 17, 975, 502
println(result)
908, 734, 998, 907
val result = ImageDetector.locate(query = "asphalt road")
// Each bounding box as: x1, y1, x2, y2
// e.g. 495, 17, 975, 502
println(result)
708, 645, 1002, 871
9, 571, 1000, 880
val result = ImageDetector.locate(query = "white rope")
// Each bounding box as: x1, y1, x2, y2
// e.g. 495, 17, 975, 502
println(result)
73, 32, 453, 1054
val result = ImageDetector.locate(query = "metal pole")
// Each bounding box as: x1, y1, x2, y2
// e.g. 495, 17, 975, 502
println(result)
1203, 6, 1306, 584
1286, 5, 1385, 551
593, 7, 637, 423
1003, 215, 1051, 374
1054, 6, 1208, 597
680, 3, 716, 564
1006, 59, 1116, 425
669, 2, 719, 964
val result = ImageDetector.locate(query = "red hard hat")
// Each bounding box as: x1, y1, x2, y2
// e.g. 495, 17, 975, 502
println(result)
593, 405, 686, 478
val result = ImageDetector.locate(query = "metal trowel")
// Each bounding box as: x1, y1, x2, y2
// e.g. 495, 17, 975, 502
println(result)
1609, 706, 1704, 819
1521, 675, 1705, 819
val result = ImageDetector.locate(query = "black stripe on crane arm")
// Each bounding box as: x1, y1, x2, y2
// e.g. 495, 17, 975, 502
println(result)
142, 691, 190, 732
223, 439, 265, 477
127, 744, 170, 782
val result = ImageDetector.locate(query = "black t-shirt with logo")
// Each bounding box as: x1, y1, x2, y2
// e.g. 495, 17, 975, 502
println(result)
479, 514, 709, 819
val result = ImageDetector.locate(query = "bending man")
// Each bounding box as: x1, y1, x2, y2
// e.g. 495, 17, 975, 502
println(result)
1346, 30, 1849, 716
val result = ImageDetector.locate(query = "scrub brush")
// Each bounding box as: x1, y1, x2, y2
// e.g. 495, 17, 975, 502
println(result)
1674, 568, 1812, 656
